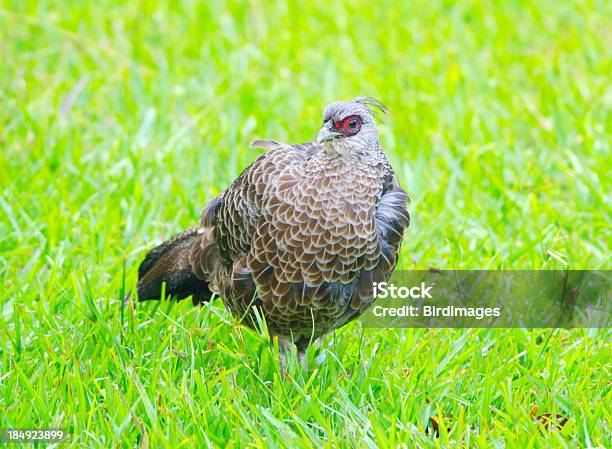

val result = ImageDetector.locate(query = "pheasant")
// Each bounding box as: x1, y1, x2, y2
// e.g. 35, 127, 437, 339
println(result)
136, 97, 410, 374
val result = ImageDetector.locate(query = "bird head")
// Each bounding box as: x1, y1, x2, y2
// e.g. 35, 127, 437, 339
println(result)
317, 97, 388, 156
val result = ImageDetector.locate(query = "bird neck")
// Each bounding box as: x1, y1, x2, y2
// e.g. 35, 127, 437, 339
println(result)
318, 142, 385, 167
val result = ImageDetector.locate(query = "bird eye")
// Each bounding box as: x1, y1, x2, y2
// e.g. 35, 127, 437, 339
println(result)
333, 115, 362, 137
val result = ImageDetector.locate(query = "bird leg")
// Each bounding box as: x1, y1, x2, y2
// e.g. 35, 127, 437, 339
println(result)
275, 337, 309, 377
277, 337, 293, 378
297, 347, 308, 372
296, 340, 309, 373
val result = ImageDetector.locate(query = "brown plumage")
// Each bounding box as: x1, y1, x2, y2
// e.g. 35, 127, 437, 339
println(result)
137, 97, 410, 373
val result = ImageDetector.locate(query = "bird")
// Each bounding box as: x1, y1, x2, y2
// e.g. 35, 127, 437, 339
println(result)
136, 97, 410, 375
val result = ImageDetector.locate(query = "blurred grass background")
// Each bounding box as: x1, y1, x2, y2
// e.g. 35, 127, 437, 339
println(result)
0, 0, 610, 447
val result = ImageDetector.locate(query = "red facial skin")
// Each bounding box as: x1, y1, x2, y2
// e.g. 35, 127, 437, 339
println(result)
334, 115, 362, 137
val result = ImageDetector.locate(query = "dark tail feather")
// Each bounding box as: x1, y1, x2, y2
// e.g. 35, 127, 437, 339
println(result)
137, 229, 213, 305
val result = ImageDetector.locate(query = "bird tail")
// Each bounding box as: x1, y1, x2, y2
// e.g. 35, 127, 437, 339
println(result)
136, 228, 213, 305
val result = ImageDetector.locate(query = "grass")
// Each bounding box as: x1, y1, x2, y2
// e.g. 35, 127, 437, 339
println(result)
0, 0, 610, 447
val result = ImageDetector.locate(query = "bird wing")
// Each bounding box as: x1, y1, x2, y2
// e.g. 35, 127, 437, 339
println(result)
187, 141, 318, 285
333, 171, 410, 328
213, 141, 319, 264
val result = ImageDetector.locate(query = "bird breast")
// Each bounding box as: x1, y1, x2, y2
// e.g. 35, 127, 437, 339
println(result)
249, 152, 387, 287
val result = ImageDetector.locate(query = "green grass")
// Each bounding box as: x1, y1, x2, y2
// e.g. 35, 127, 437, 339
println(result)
1, 0, 610, 447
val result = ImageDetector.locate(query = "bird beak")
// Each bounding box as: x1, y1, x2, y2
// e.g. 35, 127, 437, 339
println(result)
317, 127, 342, 144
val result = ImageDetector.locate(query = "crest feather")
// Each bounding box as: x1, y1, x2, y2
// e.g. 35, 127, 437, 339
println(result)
353, 96, 389, 121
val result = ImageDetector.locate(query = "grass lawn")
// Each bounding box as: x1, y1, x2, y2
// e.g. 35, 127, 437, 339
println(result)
1, 0, 610, 447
